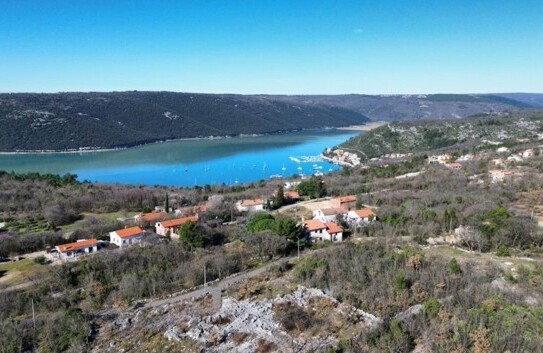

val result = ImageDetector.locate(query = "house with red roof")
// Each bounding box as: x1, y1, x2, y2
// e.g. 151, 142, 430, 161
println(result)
109, 226, 146, 248
135, 212, 168, 226
176, 204, 207, 217
236, 199, 264, 212
155, 215, 198, 239
347, 208, 376, 225
330, 195, 357, 210
54, 239, 98, 260
312, 207, 348, 223
303, 219, 344, 242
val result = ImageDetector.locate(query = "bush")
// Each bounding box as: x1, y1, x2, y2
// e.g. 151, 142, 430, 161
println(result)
33, 256, 48, 265
496, 245, 511, 257
449, 258, 462, 274
393, 273, 411, 291
423, 297, 441, 317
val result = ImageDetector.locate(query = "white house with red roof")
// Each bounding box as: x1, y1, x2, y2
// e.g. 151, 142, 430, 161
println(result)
155, 215, 198, 239
236, 199, 264, 212
303, 219, 343, 242
54, 239, 98, 260
312, 208, 348, 223
347, 208, 376, 225
109, 226, 146, 248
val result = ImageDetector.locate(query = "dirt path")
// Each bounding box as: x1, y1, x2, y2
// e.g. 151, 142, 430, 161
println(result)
143, 257, 294, 310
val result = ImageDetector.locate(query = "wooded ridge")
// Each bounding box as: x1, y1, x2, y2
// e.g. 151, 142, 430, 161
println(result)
0, 92, 370, 151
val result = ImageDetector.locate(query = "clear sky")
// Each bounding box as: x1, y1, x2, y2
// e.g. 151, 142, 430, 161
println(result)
1, 0, 542, 94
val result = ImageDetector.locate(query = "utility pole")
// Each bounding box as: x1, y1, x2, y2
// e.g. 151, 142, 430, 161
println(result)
32, 298, 36, 331
204, 265, 207, 288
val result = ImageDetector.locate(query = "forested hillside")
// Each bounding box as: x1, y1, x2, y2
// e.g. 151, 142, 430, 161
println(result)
0, 92, 370, 151
338, 109, 543, 161
263, 93, 534, 121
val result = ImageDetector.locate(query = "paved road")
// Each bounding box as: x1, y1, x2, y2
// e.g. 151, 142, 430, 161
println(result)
143, 257, 293, 310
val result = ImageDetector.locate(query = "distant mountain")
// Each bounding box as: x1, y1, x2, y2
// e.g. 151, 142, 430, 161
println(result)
493, 93, 543, 107
261, 94, 532, 121
0, 91, 536, 152
0, 92, 370, 152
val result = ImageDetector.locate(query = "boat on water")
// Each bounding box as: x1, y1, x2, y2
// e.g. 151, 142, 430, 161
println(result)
289, 156, 301, 163
314, 171, 324, 176
269, 174, 283, 179
281, 164, 286, 171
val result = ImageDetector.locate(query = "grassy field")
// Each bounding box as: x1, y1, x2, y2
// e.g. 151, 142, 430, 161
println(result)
0, 258, 42, 290
60, 211, 138, 233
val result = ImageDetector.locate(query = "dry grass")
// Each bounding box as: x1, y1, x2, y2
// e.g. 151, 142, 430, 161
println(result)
256, 338, 276, 353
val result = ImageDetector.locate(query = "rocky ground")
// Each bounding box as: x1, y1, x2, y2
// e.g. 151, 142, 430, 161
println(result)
90, 274, 382, 353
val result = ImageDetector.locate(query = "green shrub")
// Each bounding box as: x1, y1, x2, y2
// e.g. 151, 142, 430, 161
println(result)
423, 297, 441, 317
33, 256, 48, 265
449, 258, 462, 274
496, 245, 511, 257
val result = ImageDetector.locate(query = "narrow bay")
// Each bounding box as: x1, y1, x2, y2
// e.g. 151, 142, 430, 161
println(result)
0, 129, 361, 186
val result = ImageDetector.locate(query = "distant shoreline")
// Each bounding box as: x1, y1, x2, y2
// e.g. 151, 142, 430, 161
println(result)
0, 124, 367, 155
336, 121, 388, 131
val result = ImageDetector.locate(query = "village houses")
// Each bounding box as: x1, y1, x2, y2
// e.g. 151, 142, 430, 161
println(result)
135, 211, 168, 226
456, 154, 474, 162
489, 169, 513, 183
236, 199, 265, 212
155, 215, 198, 240
176, 204, 207, 217
54, 239, 98, 260
428, 153, 452, 164
313, 208, 347, 223
109, 226, 146, 248
347, 208, 376, 226
330, 195, 357, 210
302, 219, 344, 242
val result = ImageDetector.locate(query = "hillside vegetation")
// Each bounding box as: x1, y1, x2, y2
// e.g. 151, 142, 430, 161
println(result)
339, 110, 543, 161
2, 92, 541, 152
263, 93, 536, 121
0, 92, 370, 151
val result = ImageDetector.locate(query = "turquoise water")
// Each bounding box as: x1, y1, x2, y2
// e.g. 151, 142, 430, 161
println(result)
0, 129, 361, 186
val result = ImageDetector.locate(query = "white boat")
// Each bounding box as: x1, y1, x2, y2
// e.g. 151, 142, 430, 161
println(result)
314, 171, 324, 176
270, 174, 283, 179
289, 156, 301, 163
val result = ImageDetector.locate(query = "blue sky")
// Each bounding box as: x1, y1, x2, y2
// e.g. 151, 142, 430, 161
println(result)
1, 0, 542, 94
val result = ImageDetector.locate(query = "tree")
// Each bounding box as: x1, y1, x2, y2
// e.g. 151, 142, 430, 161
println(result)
297, 176, 326, 199
164, 193, 169, 212
247, 213, 276, 232
273, 217, 303, 243
274, 186, 285, 209
179, 221, 203, 250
